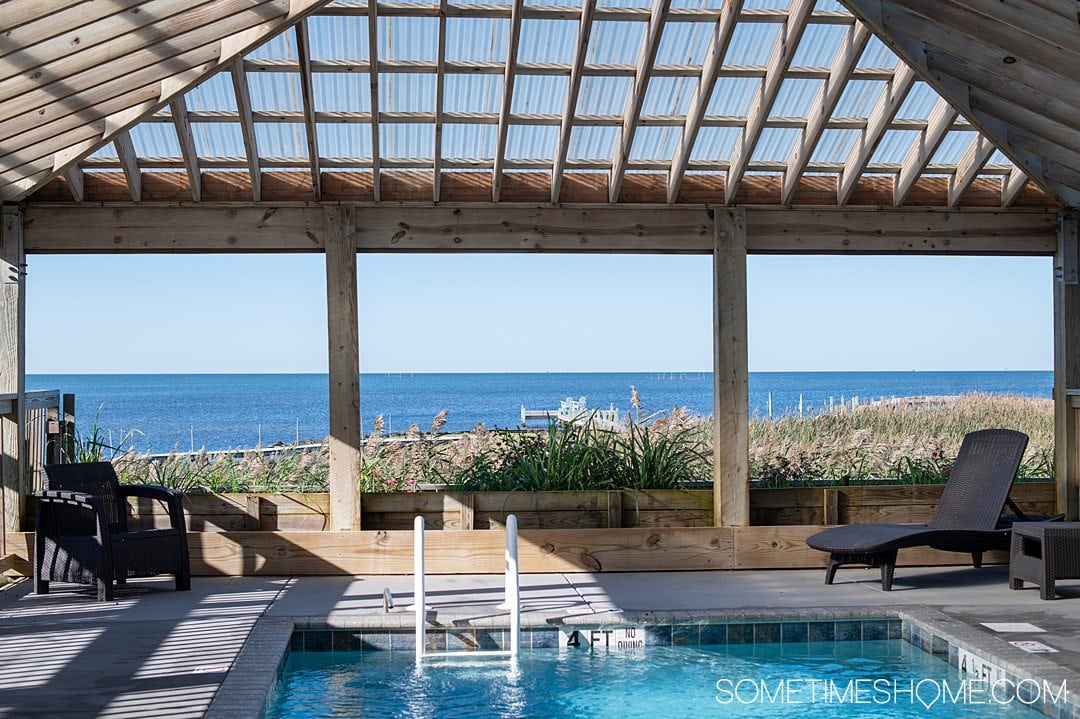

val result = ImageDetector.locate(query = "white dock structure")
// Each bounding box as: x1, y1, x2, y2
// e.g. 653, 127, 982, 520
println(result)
520, 397, 620, 431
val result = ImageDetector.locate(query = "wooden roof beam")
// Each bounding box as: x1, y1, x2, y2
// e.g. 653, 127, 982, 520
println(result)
170, 96, 202, 202
491, 0, 525, 202
295, 19, 322, 200
666, 0, 742, 204
63, 166, 83, 202
837, 62, 915, 205
230, 57, 262, 201
367, 0, 382, 202
1002, 167, 1030, 208
551, 0, 597, 204
609, 0, 672, 203
724, 0, 814, 205
433, 0, 447, 202
893, 98, 957, 206
947, 134, 993, 207
780, 22, 870, 205
113, 132, 142, 202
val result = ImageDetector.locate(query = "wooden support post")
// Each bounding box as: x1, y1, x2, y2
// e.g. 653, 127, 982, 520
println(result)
823, 488, 839, 525
244, 495, 261, 531
1055, 211, 1080, 521
459, 493, 475, 531
713, 208, 749, 526
325, 205, 362, 530
1, 207, 25, 535
61, 393, 75, 462
607, 490, 623, 529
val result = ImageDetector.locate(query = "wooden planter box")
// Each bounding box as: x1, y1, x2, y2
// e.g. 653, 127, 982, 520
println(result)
96, 481, 1057, 532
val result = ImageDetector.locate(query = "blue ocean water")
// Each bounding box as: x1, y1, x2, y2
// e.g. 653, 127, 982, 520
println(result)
27, 371, 1052, 452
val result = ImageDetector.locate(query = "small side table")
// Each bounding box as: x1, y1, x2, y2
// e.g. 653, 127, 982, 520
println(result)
1009, 522, 1080, 600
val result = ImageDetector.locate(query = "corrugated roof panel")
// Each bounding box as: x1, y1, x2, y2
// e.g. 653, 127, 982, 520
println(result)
381, 16, 439, 61
770, 78, 823, 118
568, 126, 620, 159
577, 76, 633, 115
870, 128, 919, 164
723, 23, 781, 66
671, 0, 727, 8
689, 126, 740, 161
89, 143, 117, 159
445, 75, 503, 113
751, 126, 799, 161
629, 125, 680, 160
308, 15, 368, 61
444, 124, 497, 158
519, 19, 577, 65
313, 74, 370, 112
833, 79, 885, 118
743, 0, 790, 9
597, 0, 651, 8
858, 34, 897, 68
317, 123, 373, 158
895, 82, 939, 120
512, 75, 568, 114
247, 29, 297, 61
447, 18, 509, 62
192, 123, 247, 157
507, 125, 558, 159
186, 73, 237, 112
642, 76, 697, 115
655, 22, 713, 65
586, 21, 646, 65
381, 73, 436, 112
809, 128, 860, 162
452, 0, 511, 5
130, 123, 182, 158
988, 149, 1011, 165
248, 72, 303, 112
931, 131, 977, 165
256, 124, 308, 159
814, 0, 847, 11
706, 77, 759, 116
382, 123, 434, 158
791, 23, 846, 67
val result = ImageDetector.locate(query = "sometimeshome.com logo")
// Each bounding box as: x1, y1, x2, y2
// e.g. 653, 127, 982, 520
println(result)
715, 677, 1068, 710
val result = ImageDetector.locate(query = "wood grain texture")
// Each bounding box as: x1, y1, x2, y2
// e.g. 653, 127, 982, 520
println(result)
0, 208, 24, 536
1055, 211, 1080, 520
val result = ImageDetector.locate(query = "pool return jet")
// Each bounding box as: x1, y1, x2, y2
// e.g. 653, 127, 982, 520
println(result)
412, 514, 521, 662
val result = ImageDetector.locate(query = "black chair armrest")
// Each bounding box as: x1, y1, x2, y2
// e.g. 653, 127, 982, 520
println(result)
119, 485, 186, 532
33, 489, 110, 539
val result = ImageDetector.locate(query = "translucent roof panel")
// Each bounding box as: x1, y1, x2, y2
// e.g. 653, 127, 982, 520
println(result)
187, 74, 237, 113
833, 80, 886, 118
382, 124, 434, 159
871, 129, 920, 165
723, 24, 782, 66
706, 78, 760, 117
447, 18, 509, 62
690, 126, 741, 162
771, 78, 824, 118
568, 126, 619, 160
444, 125, 497, 159
445, 75, 503, 114
247, 31, 297, 61
642, 77, 697, 116
507, 125, 558, 160
256, 125, 308, 159
313, 74, 371, 113
896, 82, 940, 121
586, 21, 646, 65
858, 35, 897, 69
655, 23, 713, 66
810, 128, 860, 163
511, 76, 568, 115
308, 16, 369, 61
629, 126, 681, 161
791, 23, 848, 67
248, 73, 303, 113
130, 124, 182, 158
751, 127, 800, 162
192, 123, 247, 158
931, 131, 978, 165
380, 74, 436, 112
519, 20, 577, 65
318, 124, 373, 159
577, 76, 633, 115
380, 17, 438, 61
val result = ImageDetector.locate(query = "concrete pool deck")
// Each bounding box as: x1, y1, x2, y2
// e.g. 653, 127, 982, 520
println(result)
3, 565, 1080, 717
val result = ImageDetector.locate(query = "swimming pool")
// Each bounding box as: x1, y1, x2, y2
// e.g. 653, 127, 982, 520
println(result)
267, 637, 1048, 718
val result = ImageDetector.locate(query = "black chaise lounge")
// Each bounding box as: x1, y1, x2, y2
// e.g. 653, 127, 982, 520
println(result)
806, 428, 1050, 591
35, 462, 190, 601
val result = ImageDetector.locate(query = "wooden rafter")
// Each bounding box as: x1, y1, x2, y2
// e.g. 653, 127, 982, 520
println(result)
667, 0, 743, 204
230, 57, 262, 201
551, 0, 597, 204
367, 0, 382, 202
947, 134, 993, 207
433, 0, 448, 202
609, 0, 672, 203
724, 0, 814, 205
893, 97, 957, 205
1002, 167, 1030, 208
295, 19, 322, 201
837, 63, 915, 205
0, 0, 337, 202
113, 132, 142, 202
63, 166, 84, 203
170, 96, 202, 202
491, 0, 525, 202
780, 22, 870, 205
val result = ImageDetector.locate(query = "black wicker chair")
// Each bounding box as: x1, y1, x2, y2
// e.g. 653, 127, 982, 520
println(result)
35, 462, 190, 601
806, 429, 1059, 590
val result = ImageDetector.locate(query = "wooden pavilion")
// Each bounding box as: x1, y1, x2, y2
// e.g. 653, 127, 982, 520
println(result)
0, 0, 1077, 574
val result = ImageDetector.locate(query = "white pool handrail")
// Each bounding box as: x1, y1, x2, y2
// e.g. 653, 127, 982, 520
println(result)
414, 513, 520, 662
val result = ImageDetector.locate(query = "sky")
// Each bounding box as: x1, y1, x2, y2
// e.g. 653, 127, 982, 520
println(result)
24, 253, 1053, 374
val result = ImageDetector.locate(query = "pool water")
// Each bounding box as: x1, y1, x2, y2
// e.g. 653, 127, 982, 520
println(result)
267, 640, 1045, 718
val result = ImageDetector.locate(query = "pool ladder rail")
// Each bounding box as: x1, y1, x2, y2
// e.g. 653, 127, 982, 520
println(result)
413, 514, 521, 662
